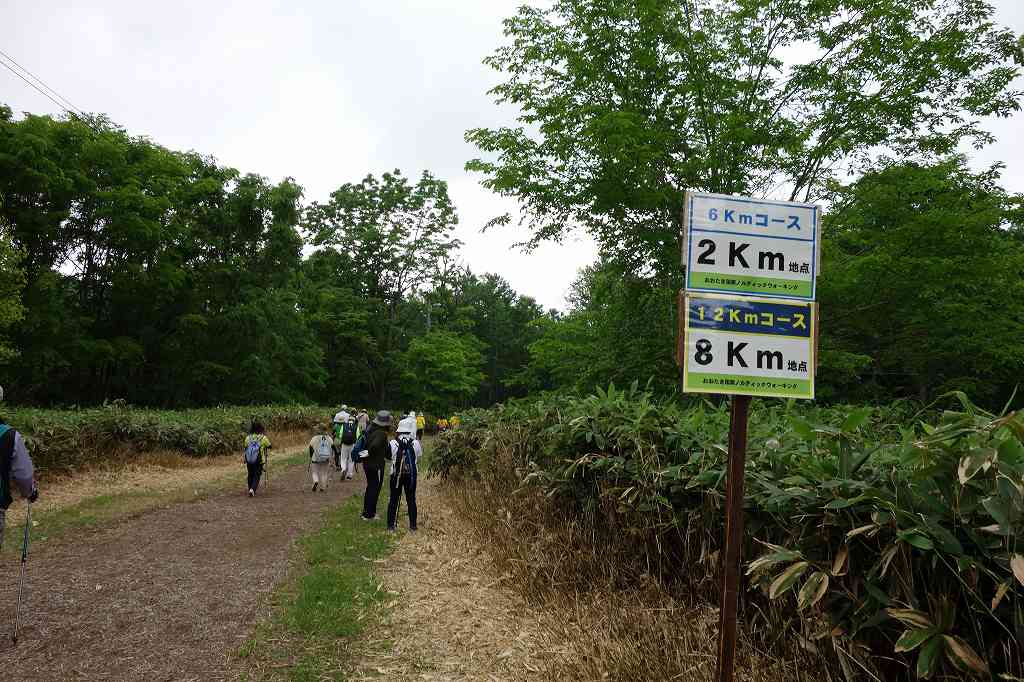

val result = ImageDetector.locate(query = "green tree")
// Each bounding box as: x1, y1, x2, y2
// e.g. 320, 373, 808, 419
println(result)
819, 158, 1024, 405
306, 170, 461, 403
400, 330, 485, 414
467, 0, 1022, 273
0, 210, 24, 363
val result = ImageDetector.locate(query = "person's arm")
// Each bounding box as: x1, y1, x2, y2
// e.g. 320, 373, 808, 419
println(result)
388, 441, 398, 475
10, 432, 37, 500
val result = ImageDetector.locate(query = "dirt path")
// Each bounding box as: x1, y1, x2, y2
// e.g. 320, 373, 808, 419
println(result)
352, 479, 547, 681
0, 458, 362, 681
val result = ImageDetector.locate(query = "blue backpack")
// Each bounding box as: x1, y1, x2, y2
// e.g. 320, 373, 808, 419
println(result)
244, 436, 262, 464
394, 437, 417, 480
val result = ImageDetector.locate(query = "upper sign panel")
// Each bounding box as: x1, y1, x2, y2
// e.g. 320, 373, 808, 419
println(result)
682, 191, 820, 301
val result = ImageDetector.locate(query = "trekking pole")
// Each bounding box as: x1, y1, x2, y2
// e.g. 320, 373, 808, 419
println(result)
265, 453, 270, 491
12, 502, 32, 645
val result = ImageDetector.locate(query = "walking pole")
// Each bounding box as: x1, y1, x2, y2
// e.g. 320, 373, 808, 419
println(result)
12, 502, 32, 645
265, 451, 270, 491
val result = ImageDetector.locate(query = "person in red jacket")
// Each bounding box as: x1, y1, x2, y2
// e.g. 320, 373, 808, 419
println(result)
0, 385, 39, 549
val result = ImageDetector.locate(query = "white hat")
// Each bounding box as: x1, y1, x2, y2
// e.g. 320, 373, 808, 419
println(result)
397, 416, 416, 435
333, 412, 345, 423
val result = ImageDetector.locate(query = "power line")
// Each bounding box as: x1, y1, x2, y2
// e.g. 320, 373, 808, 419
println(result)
0, 49, 106, 136
0, 48, 84, 116
0, 58, 76, 116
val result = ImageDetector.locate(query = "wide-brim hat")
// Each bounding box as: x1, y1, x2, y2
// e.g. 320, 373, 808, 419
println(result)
372, 410, 392, 427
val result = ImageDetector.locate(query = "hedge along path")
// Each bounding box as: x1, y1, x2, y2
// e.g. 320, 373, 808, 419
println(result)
0, 446, 362, 681
0, 430, 311, 537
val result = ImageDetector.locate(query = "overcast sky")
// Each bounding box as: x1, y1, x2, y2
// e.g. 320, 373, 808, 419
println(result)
2, 1, 1022, 309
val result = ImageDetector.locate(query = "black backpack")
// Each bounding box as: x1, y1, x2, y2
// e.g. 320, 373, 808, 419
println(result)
341, 420, 357, 445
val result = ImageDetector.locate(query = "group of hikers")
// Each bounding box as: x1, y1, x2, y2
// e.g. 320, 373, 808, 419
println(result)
242, 405, 428, 533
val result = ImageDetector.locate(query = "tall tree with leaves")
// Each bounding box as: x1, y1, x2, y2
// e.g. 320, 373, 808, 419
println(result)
400, 330, 485, 415
819, 157, 1024, 404
0, 209, 24, 363
306, 170, 461, 402
467, 0, 1022, 273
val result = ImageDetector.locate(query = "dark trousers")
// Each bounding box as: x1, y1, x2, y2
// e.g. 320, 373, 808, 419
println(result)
386, 473, 417, 530
362, 464, 385, 518
246, 461, 263, 492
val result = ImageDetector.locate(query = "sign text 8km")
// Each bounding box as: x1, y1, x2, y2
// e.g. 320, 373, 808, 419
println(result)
683, 191, 820, 301
682, 294, 817, 400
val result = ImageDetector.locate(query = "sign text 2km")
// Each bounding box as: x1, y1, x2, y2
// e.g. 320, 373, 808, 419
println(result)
682, 191, 820, 301
682, 294, 817, 400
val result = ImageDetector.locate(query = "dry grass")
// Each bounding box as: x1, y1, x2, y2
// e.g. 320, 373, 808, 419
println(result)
440, 474, 832, 682
350, 479, 548, 681
3, 429, 310, 531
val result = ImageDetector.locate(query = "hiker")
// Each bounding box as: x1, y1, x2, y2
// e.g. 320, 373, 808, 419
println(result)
437, 417, 448, 433
243, 421, 271, 497
336, 416, 358, 480
309, 424, 334, 492
357, 410, 392, 520
387, 414, 422, 532
414, 411, 425, 441
334, 404, 350, 428
356, 409, 369, 433
0, 385, 39, 549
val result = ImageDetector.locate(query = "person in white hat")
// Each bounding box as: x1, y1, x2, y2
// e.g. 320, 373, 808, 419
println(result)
0, 385, 39, 548
386, 414, 422, 532
333, 404, 350, 426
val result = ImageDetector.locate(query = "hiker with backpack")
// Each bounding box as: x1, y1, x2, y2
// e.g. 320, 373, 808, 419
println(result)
309, 424, 334, 492
243, 421, 271, 497
358, 410, 392, 520
387, 414, 422, 533
336, 416, 358, 480
0, 386, 39, 549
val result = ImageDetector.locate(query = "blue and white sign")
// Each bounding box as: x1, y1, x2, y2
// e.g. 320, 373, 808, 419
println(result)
682, 191, 820, 301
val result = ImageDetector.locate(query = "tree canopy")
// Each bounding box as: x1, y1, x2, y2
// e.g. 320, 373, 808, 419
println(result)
2, 0, 1023, 412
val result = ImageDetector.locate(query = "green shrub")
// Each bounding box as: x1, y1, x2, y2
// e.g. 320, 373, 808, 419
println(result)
3, 404, 327, 473
432, 385, 1024, 680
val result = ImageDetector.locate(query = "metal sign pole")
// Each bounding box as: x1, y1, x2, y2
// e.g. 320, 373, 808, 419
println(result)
716, 394, 751, 682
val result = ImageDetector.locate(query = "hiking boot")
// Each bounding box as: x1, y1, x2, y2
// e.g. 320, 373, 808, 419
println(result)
312, 482, 318, 492
248, 489, 254, 497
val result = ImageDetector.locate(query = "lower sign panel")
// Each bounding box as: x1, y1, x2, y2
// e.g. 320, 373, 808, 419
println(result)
682, 293, 817, 399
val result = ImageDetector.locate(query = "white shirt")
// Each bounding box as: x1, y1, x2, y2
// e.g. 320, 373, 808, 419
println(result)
388, 436, 422, 475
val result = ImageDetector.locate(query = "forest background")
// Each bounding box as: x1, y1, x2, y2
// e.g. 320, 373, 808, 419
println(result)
1, 0, 1024, 415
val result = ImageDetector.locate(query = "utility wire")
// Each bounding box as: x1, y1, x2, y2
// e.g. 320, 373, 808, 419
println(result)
0, 48, 84, 116
0, 49, 105, 135
0, 58, 75, 116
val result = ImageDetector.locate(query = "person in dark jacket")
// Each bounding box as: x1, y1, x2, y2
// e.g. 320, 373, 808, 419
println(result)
358, 410, 392, 520
0, 385, 39, 549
